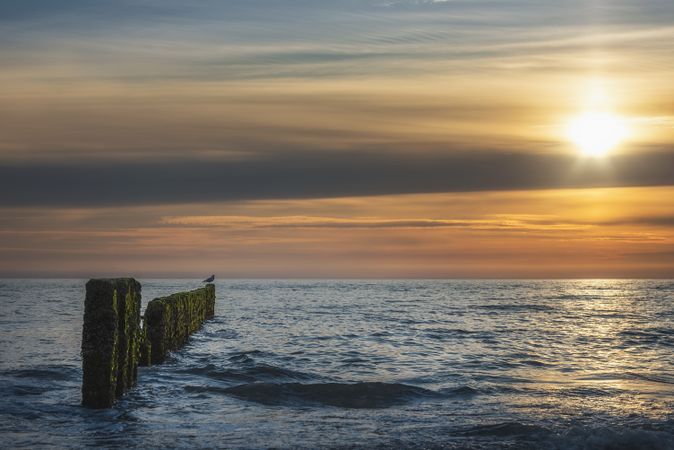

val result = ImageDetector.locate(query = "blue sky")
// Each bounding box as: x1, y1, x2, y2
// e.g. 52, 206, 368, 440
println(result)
2, 0, 673, 83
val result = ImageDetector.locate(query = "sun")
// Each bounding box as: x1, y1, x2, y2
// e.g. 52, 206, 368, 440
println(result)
566, 112, 629, 157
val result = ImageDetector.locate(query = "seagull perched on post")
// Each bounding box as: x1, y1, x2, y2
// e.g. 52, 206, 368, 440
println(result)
202, 274, 215, 283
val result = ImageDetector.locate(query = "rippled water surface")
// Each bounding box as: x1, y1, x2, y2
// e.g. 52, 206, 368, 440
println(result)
1, 279, 674, 449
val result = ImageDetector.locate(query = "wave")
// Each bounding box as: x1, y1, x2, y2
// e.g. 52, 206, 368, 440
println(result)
1, 366, 79, 382
227, 350, 266, 363
0, 366, 79, 399
6, 384, 53, 397
423, 328, 491, 341
202, 328, 239, 340
519, 359, 550, 367
206, 381, 443, 408
558, 386, 623, 398
438, 385, 480, 397
476, 304, 553, 312
455, 421, 548, 437
544, 426, 674, 450
456, 423, 674, 449
177, 363, 319, 383
619, 328, 674, 347
627, 372, 674, 386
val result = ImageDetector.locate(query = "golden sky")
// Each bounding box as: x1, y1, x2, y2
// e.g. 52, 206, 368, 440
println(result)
0, 1, 673, 277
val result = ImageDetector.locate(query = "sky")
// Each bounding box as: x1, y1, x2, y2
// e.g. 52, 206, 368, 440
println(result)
1, 0, 673, 278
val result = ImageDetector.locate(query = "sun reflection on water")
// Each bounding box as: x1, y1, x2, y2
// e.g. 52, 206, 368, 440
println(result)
501, 280, 674, 421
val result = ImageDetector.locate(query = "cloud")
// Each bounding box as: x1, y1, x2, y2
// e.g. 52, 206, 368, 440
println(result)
159, 214, 596, 232
602, 215, 674, 227
1, 150, 673, 207
622, 248, 674, 260
1, 186, 673, 278
2, 0, 674, 85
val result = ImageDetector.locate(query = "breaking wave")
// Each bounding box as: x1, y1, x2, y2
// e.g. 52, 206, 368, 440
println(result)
211, 381, 443, 408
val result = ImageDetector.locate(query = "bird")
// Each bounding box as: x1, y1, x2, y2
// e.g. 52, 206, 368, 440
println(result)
202, 274, 215, 283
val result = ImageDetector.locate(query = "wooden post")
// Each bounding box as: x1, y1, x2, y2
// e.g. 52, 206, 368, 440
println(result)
144, 284, 215, 364
81, 278, 141, 408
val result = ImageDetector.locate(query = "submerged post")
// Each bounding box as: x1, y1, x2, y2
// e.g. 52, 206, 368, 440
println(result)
144, 284, 215, 364
81, 278, 142, 408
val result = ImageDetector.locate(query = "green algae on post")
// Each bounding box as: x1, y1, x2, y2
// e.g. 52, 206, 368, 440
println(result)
81, 278, 141, 408
82, 280, 215, 407
139, 323, 152, 367
144, 284, 215, 364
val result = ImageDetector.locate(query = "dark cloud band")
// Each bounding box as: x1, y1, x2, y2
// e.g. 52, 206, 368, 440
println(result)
1, 150, 672, 207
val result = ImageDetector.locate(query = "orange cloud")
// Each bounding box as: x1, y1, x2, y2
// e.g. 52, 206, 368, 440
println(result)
1, 187, 672, 278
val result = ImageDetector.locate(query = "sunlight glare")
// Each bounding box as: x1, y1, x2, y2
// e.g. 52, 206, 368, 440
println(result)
566, 112, 629, 157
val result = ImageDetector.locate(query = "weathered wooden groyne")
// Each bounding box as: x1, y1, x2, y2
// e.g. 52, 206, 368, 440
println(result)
144, 285, 215, 364
81, 278, 142, 408
81, 279, 215, 408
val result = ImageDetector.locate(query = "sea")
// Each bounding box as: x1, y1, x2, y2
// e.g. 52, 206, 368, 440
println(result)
1, 279, 673, 449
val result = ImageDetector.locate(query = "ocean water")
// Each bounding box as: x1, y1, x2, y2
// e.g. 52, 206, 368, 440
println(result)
1, 279, 673, 449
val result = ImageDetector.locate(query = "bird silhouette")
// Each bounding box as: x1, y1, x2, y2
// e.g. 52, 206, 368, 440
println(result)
202, 274, 215, 283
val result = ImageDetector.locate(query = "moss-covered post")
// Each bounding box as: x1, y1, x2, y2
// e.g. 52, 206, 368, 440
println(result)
81, 278, 141, 408
139, 323, 152, 367
144, 284, 215, 364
